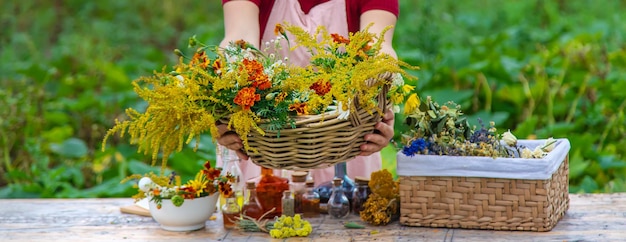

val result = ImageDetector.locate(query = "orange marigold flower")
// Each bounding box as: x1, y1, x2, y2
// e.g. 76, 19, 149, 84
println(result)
190, 51, 209, 68
203, 167, 222, 180
252, 74, 272, 90
202, 161, 212, 170
180, 187, 196, 199
274, 23, 285, 36
275, 92, 288, 102
219, 182, 233, 197
242, 59, 265, 81
153, 188, 160, 196
289, 101, 309, 115
331, 33, 350, 44
213, 58, 223, 75
234, 87, 261, 110
235, 39, 248, 49
310, 79, 332, 96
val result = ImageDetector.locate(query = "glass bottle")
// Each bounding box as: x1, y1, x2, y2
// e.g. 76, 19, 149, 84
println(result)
315, 162, 354, 204
221, 196, 241, 229
351, 176, 371, 216
327, 178, 350, 219
256, 167, 290, 218
302, 180, 320, 218
219, 146, 244, 207
241, 181, 264, 220
290, 171, 307, 214
282, 191, 295, 217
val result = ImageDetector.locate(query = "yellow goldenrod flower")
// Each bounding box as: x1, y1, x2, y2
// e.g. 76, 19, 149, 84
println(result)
402, 84, 415, 94
404, 93, 420, 114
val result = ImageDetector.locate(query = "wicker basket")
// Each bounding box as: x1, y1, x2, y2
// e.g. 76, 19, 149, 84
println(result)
244, 72, 394, 171
397, 139, 570, 231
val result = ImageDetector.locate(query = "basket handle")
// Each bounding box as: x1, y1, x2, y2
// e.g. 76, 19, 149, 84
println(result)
348, 72, 392, 127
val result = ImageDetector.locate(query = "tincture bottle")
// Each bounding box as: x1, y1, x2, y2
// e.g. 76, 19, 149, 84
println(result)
351, 176, 371, 216
221, 196, 241, 229
256, 167, 289, 218
241, 181, 264, 220
302, 180, 320, 218
327, 178, 350, 219
281, 191, 295, 217
314, 162, 354, 204
290, 171, 307, 214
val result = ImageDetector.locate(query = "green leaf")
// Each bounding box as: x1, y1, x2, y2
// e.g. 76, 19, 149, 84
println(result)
49, 138, 88, 158
579, 176, 599, 193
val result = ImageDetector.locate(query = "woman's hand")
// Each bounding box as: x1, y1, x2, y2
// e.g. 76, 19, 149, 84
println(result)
216, 123, 250, 160
360, 109, 395, 156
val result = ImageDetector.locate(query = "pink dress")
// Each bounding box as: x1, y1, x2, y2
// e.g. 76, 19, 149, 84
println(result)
218, 0, 382, 186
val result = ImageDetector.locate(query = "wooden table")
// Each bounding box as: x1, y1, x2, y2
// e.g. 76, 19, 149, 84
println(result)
0, 193, 624, 241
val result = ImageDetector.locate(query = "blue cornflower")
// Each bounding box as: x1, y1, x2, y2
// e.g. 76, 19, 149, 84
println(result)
402, 138, 429, 156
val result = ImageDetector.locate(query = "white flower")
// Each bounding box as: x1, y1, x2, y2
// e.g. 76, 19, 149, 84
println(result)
392, 73, 404, 87
329, 101, 351, 120
521, 148, 533, 159
541, 137, 556, 152
392, 105, 400, 113
532, 146, 547, 158
502, 130, 517, 147
138, 177, 154, 192
176, 75, 185, 87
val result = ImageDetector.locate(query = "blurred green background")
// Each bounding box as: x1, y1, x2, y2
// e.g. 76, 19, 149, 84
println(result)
1, 0, 625, 198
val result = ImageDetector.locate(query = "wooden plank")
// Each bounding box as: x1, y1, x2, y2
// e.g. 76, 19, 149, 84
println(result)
0, 194, 624, 241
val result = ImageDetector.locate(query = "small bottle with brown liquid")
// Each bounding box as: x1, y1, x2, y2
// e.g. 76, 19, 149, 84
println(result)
241, 181, 264, 220
221, 196, 240, 229
302, 180, 320, 218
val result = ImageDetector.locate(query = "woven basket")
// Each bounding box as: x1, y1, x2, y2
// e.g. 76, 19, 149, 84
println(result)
397, 139, 570, 231
245, 72, 394, 171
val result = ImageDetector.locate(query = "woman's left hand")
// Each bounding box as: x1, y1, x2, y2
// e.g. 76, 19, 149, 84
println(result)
360, 108, 395, 156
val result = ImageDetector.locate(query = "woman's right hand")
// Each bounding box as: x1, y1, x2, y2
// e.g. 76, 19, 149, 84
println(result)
217, 123, 250, 160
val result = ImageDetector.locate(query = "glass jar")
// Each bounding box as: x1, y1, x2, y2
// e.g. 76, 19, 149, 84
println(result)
351, 176, 371, 216
290, 171, 307, 214
314, 162, 355, 204
221, 196, 240, 229
281, 191, 295, 217
219, 146, 244, 207
327, 178, 350, 219
241, 181, 264, 220
256, 167, 290, 218
302, 180, 320, 218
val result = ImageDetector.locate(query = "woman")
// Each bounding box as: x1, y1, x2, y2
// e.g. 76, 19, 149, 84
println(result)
217, 0, 399, 185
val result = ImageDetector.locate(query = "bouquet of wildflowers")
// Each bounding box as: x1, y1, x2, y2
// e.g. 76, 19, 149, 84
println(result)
123, 161, 234, 208
400, 96, 557, 158
102, 22, 418, 169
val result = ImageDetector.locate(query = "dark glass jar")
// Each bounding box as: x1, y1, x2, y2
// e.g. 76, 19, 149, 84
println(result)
351, 176, 371, 215
290, 171, 307, 214
314, 162, 354, 204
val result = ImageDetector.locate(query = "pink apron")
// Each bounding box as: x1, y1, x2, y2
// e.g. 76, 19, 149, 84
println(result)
218, 0, 382, 186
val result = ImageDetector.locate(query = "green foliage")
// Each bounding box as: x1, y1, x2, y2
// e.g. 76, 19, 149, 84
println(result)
395, 0, 626, 193
1, 0, 625, 196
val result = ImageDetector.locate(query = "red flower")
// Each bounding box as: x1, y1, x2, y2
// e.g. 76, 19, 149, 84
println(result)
331, 33, 350, 44
310, 79, 332, 96
234, 87, 261, 110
